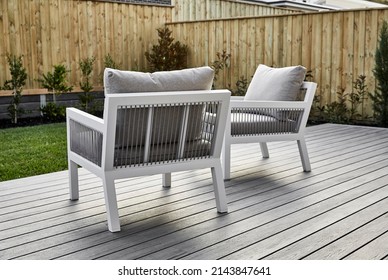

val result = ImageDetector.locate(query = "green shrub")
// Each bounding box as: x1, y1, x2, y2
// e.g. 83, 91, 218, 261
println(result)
145, 27, 188, 71
210, 50, 231, 89
1, 54, 27, 124
228, 76, 249, 96
371, 20, 388, 127
79, 57, 96, 113
311, 75, 369, 124
348, 74, 369, 121
38, 64, 73, 103
324, 90, 349, 123
104, 53, 120, 69
38, 64, 72, 121
40, 102, 66, 122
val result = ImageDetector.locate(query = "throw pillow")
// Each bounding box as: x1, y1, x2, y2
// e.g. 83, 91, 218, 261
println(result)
245, 64, 306, 101
244, 64, 306, 120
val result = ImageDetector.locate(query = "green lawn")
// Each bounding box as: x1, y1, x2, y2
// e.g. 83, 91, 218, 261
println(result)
0, 123, 68, 182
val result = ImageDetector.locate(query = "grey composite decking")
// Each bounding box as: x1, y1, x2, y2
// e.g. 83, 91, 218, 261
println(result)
0, 123, 388, 260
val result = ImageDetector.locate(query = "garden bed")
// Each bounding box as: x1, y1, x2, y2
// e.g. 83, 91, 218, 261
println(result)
0, 90, 104, 122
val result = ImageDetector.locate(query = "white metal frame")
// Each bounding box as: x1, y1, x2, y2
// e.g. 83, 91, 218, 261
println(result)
67, 90, 231, 232
222, 82, 317, 180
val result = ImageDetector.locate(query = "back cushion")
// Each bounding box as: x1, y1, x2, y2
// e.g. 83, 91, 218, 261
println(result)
104, 66, 214, 94
244, 64, 306, 120
244, 64, 306, 102
103, 67, 215, 147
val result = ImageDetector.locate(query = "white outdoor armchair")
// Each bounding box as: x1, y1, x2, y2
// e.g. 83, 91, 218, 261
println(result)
66, 67, 231, 232
222, 65, 317, 180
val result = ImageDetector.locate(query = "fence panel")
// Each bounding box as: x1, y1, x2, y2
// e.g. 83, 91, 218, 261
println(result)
167, 8, 388, 117
1, 0, 387, 119
0, 0, 173, 89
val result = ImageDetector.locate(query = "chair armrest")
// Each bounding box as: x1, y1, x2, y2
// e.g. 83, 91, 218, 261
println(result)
229, 99, 310, 123
66, 108, 104, 167
230, 99, 308, 109
66, 108, 104, 132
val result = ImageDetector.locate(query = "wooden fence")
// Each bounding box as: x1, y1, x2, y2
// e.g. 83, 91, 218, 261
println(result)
0, 0, 173, 89
0, 0, 293, 91
1, 0, 387, 118
167, 8, 388, 116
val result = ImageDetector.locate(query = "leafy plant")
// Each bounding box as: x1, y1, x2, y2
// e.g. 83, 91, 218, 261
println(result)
38, 64, 73, 103
38, 64, 72, 122
79, 57, 95, 113
145, 27, 188, 71
210, 50, 231, 89
316, 74, 369, 124
79, 57, 95, 93
348, 74, 369, 121
304, 70, 314, 81
1, 54, 27, 124
228, 76, 249, 96
324, 90, 349, 123
309, 95, 326, 123
40, 102, 66, 122
371, 20, 388, 127
104, 54, 120, 69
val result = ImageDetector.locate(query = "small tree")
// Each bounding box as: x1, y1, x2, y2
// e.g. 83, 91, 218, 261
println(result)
145, 27, 188, 71
104, 53, 120, 69
371, 20, 388, 127
38, 64, 73, 122
38, 64, 73, 103
210, 50, 231, 89
79, 57, 95, 113
1, 54, 27, 124
348, 75, 369, 121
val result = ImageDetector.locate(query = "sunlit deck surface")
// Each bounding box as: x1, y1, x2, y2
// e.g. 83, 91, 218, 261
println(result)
1, 123, 388, 260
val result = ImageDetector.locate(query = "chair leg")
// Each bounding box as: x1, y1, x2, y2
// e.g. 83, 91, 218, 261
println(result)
260, 142, 269, 158
163, 173, 171, 188
102, 175, 121, 232
211, 163, 228, 213
69, 160, 79, 200
297, 138, 311, 172
222, 140, 231, 180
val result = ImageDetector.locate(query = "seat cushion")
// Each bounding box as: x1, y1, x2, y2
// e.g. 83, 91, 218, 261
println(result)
244, 64, 306, 102
230, 112, 298, 136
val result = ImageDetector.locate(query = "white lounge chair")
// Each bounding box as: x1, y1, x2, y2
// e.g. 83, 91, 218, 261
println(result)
222, 65, 317, 180
66, 67, 231, 232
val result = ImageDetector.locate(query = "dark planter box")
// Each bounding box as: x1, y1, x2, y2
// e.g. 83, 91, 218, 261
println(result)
0, 91, 105, 120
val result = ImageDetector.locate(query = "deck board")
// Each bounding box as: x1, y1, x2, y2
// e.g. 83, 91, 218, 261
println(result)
1, 123, 388, 260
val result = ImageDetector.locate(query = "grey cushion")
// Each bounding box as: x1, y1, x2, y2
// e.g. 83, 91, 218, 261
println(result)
244, 64, 306, 120
230, 113, 298, 136
244, 64, 306, 102
104, 66, 214, 94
